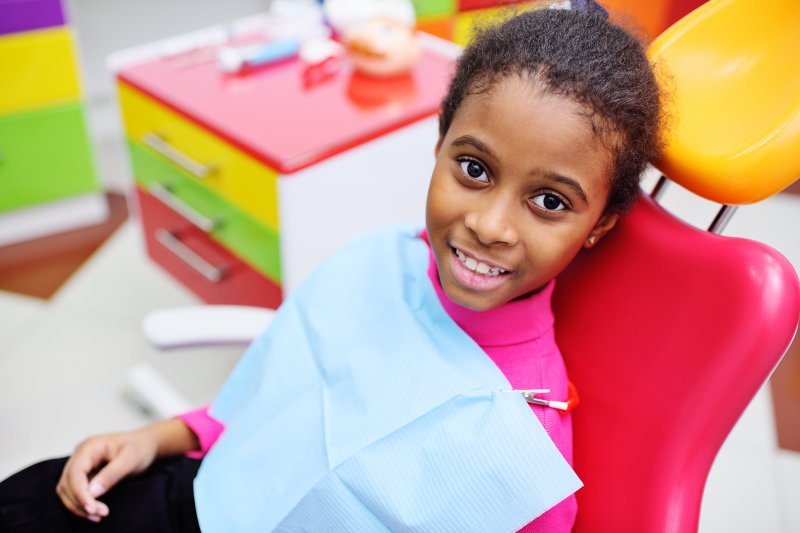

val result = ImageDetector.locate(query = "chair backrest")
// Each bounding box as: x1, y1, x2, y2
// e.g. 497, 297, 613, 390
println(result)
648, 0, 800, 204
552, 194, 800, 532
551, 1, 800, 529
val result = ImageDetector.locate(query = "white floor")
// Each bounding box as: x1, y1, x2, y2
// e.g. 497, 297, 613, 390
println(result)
1, 170, 800, 531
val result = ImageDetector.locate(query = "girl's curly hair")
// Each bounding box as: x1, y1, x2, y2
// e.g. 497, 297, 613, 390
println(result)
439, 8, 665, 213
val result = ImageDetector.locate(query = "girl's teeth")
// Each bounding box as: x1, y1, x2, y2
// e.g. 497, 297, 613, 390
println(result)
454, 248, 506, 276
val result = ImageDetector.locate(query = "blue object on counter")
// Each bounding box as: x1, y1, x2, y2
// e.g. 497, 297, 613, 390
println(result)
217, 39, 300, 73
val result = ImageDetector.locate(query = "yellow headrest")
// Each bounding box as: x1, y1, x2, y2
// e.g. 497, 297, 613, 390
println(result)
648, 0, 800, 204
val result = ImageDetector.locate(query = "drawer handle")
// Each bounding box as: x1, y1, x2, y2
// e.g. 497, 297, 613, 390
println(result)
148, 182, 219, 233
155, 228, 227, 283
143, 132, 216, 179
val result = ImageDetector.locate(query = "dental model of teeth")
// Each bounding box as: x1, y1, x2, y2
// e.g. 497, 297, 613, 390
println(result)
455, 248, 506, 276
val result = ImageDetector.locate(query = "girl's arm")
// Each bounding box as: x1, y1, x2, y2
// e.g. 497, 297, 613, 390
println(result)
56, 418, 199, 523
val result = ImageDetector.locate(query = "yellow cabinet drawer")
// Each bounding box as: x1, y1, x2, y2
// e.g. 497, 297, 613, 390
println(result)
0, 27, 80, 115
118, 82, 279, 231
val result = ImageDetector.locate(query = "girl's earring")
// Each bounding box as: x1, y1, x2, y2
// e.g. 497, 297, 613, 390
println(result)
587, 235, 597, 246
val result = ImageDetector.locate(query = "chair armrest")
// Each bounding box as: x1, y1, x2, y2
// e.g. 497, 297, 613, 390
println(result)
142, 305, 276, 349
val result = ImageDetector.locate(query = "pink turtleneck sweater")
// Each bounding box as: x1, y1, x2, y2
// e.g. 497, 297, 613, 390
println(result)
179, 237, 577, 532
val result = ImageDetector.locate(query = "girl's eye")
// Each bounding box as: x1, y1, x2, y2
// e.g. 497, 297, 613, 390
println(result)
532, 193, 568, 212
459, 160, 488, 183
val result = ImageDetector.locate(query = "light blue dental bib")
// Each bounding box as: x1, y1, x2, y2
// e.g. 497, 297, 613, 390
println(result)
194, 226, 581, 532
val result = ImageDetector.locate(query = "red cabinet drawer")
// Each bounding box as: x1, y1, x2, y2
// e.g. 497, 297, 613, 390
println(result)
135, 185, 282, 308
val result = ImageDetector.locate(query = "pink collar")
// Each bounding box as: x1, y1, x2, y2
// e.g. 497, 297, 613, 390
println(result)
423, 234, 556, 348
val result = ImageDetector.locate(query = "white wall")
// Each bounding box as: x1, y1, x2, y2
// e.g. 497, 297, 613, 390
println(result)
66, 0, 270, 100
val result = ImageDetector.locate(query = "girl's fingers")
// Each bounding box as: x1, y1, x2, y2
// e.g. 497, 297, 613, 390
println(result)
95, 500, 110, 517
87, 447, 140, 500
65, 448, 107, 514
57, 438, 116, 517
57, 474, 105, 521
55, 479, 87, 518
55, 433, 149, 521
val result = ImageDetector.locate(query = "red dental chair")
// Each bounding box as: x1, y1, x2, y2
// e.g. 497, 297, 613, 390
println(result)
553, 195, 799, 532
553, 0, 800, 531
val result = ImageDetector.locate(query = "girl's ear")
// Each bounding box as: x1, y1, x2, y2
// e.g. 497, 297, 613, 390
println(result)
434, 136, 443, 157
585, 213, 619, 248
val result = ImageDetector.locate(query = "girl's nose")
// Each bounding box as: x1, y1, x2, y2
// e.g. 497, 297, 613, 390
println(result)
464, 203, 519, 246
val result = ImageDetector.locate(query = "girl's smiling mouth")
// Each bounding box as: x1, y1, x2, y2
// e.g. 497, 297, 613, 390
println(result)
449, 246, 513, 291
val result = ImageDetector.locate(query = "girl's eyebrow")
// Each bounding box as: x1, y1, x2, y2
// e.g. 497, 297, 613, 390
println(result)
451, 134, 590, 205
544, 173, 589, 205
451, 135, 499, 161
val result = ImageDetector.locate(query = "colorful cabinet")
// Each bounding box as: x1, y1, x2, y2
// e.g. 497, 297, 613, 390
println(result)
412, 0, 543, 45
0, 0, 105, 246
599, 0, 709, 40
413, 0, 457, 40
412, 0, 710, 44
115, 25, 456, 308
453, 2, 538, 44
412, 0, 540, 44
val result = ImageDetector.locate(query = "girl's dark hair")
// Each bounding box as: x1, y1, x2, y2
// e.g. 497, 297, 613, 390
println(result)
439, 8, 665, 213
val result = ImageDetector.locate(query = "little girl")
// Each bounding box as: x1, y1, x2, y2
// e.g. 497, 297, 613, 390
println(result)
0, 3, 663, 532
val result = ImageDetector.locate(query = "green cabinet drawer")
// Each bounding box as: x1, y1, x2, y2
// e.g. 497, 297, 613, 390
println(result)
0, 102, 99, 212
128, 139, 281, 283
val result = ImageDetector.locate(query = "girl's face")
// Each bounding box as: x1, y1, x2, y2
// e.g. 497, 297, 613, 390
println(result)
426, 75, 619, 311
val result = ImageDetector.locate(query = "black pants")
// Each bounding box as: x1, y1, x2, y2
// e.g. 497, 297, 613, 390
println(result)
0, 457, 202, 532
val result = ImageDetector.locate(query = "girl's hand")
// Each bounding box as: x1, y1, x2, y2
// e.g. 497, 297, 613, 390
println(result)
55, 419, 199, 522
55, 429, 158, 522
